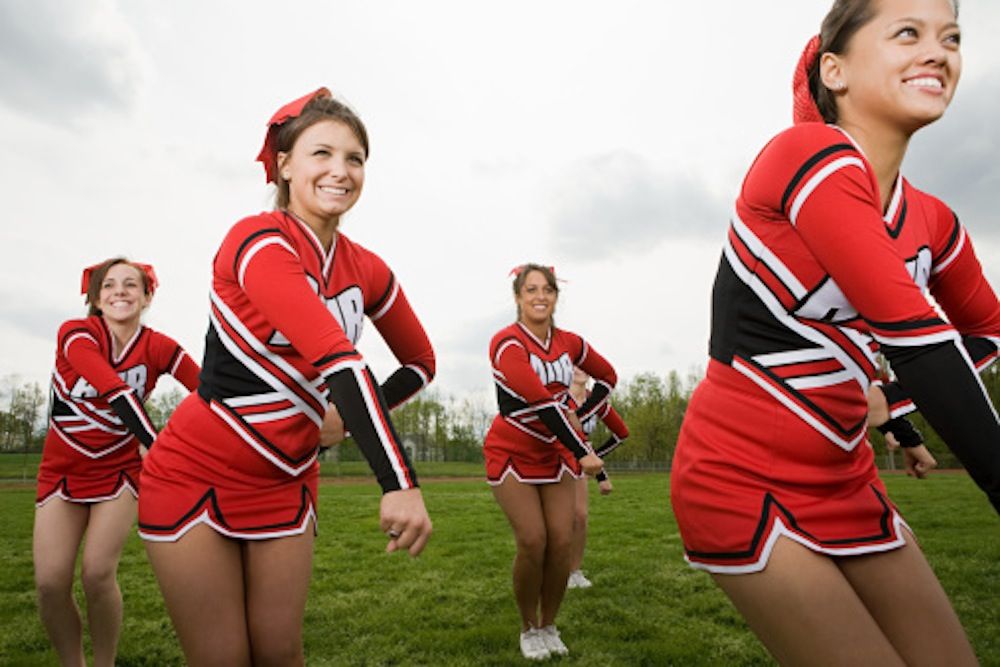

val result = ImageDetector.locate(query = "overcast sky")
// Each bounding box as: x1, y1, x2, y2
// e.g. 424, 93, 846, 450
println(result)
2, 1, 999, 408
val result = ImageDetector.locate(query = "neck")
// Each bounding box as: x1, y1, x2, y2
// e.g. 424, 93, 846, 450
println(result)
569, 384, 587, 403
288, 206, 339, 252
837, 118, 910, 212
519, 318, 550, 342
103, 316, 140, 356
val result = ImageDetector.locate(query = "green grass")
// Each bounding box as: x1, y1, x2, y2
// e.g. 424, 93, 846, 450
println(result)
1, 471, 997, 666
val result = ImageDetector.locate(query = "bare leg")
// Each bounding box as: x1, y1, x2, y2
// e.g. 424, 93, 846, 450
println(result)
837, 531, 977, 666
569, 477, 588, 572
538, 477, 575, 627
712, 537, 905, 667
243, 522, 315, 667
145, 524, 251, 666
79, 493, 136, 667
492, 479, 547, 630
33, 499, 89, 667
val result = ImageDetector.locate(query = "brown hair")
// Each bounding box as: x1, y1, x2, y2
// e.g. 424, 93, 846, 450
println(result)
512, 263, 559, 322
808, 0, 959, 123
85, 258, 153, 317
273, 95, 370, 210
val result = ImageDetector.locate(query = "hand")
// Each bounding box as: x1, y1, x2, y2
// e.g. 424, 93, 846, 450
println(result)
866, 384, 890, 428
139, 445, 149, 460
380, 488, 433, 556
904, 445, 937, 479
320, 403, 346, 447
578, 453, 603, 477
598, 479, 613, 495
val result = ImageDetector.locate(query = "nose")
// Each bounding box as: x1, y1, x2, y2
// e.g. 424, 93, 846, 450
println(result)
919, 36, 950, 67
327, 155, 348, 179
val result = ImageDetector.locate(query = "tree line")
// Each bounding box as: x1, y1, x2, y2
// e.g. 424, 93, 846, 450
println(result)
3, 365, 999, 472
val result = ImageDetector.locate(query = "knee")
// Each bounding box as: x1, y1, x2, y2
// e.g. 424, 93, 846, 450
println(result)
545, 527, 573, 556
573, 506, 589, 530
35, 571, 73, 604
515, 530, 547, 564
80, 558, 118, 599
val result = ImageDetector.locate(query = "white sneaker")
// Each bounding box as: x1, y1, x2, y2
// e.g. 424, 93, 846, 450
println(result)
519, 627, 550, 661
567, 570, 593, 589
539, 625, 569, 656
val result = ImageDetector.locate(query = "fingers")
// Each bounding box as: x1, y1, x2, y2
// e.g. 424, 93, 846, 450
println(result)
384, 517, 433, 556
884, 432, 900, 451
905, 446, 938, 479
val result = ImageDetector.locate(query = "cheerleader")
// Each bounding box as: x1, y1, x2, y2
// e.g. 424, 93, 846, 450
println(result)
138, 88, 435, 665
566, 367, 629, 589
34, 258, 199, 667
671, 0, 997, 663
486, 264, 616, 660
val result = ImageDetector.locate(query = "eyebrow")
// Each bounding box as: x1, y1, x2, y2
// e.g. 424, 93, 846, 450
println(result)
889, 17, 960, 31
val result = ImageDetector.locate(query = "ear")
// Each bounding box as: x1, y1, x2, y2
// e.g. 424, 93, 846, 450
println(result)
819, 52, 845, 92
277, 151, 291, 181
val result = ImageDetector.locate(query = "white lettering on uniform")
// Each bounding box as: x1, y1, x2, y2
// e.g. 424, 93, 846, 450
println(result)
528, 352, 574, 388
70, 364, 149, 399
269, 284, 365, 347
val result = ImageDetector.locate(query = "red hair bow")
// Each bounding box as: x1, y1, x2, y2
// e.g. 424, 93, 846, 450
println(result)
792, 35, 824, 124
255, 87, 332, 183
508, 264, 557, 278
80, 262, 159, 296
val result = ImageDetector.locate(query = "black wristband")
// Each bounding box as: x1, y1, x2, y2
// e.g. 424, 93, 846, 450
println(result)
876, 416, 923, 448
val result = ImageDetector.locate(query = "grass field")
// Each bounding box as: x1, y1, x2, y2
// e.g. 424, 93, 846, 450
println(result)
2, 470, 997, 666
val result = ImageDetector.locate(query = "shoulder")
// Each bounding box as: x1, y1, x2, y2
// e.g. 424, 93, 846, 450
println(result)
223, 211, 288, 245
553, 327, 583, 348
490, 324, 524, 356
58, 316, 100, 339
339, 233, 390, 273
904, 180, 952, 219
742, 124, 871, 216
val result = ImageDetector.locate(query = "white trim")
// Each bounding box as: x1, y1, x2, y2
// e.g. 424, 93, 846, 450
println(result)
754, 347, 834, 366
789, 156, 865, 225
787, 369, 855, 390
210, 401, 318, 477
487, 461, 581, 486
63, 331, 98, 357
932, 225, 967, 275
732, 358, 864, 452
350, 364, 412, 490
684, 512, 910, 574
35, 480, 137, 508
139, 504, 317, 543
209, 289, 324, 425
51, 421, 133, 459
369, 281, 400, 321
238, 237, 298, 288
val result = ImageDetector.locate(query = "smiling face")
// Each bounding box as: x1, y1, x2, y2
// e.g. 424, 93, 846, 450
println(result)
278, 119, 365, 229
822, 0, 960, 134
97, 263, 150, 325
516, 269, 557, 329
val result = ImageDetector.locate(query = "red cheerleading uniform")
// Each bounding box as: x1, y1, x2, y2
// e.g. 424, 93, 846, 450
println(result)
138, 210, 434, 541
485, 322, 617, 484
578, 400, 629, 483
37, 315, 199, 505
671, 123, 1000, 573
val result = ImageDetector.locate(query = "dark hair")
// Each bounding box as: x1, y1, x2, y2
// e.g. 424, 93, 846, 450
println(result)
512, 263, 559, 322
273, 95, 370, 210
808, 0, 959, 123
85, 258, 152, 317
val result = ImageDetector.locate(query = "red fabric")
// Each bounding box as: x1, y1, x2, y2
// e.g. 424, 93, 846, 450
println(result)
671, 362, 907, 573
80, 261, 159, 296
255, 87, 331, 183
139, 394, 318, 540
37, 316, 198, 504
484, 322, 615, 483
793, 35, 824, 124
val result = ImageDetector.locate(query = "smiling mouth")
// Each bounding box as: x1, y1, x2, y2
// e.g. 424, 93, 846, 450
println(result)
904, 77, 943, 90
319, 186, 349, 195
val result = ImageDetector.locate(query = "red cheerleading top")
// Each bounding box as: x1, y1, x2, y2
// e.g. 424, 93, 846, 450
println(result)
712, 122, 1000, 508
196, 210, 434, 491
488, 322, 617, 458
47, 315, 199, 456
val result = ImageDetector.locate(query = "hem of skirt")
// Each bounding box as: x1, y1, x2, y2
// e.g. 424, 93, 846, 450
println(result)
35, 481, 137, 508
138, 504, 318, 543
486, 462, 582, 486
683, 511, 911, 575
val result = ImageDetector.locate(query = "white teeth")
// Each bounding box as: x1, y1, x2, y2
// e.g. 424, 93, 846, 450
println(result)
906, 77, 942, 89
320, 186, 348, 195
